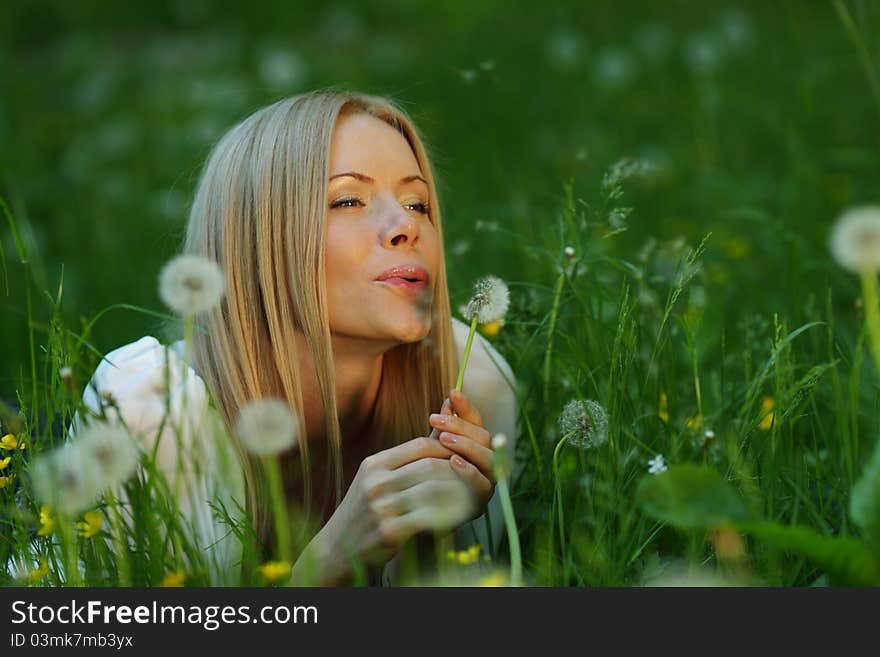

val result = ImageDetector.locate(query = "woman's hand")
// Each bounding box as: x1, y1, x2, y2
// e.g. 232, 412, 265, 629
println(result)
298, 435, 479, 585
428, 389, 496, 520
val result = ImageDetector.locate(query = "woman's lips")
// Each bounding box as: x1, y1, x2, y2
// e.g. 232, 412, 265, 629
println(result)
376, 277, 428, 295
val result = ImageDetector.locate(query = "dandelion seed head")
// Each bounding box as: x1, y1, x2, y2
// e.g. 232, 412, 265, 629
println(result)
159, 254, 226, 316
491, 433, 507, 450
30, 443, 101, 516
235, 398, 300, 457
557, 399, 609, 449
564, 246, 576, 259
829, 206, 880, 273
77, 421, 141, 489
463, 275, 510, 324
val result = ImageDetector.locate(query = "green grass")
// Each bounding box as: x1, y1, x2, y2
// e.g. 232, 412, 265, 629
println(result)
2, 0, 880, 586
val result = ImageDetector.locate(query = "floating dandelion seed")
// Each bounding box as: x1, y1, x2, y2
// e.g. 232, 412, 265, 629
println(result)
235, 398, 300, 457
829, 206, 880, 274
463, 275, 509, 325
159, 254, 226, 316
648, 454, 667, 474
557, 399, 609, 449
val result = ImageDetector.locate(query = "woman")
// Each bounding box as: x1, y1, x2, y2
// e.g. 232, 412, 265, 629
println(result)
76, 89, 519, 586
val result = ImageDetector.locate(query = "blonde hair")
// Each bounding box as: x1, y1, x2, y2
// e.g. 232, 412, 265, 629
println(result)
182, 88, 458, 557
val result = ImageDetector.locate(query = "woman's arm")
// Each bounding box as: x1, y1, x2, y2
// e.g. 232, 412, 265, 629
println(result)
71, 337, 247, 586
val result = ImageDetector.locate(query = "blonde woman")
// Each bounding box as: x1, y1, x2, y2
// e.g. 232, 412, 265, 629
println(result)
75, 89, 520, 586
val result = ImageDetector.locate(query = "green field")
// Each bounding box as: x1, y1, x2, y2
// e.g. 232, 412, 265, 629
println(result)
2, 1, 880, 586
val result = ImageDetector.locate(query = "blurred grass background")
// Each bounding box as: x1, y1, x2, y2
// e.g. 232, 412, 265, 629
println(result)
2, 0, 877, 403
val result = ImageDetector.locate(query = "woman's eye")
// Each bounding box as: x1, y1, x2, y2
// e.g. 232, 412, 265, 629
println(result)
330, 197, 363, 209
407, 201, 431, 215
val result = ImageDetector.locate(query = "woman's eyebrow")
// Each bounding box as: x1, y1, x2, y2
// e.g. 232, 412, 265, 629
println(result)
329, 171, 427, 185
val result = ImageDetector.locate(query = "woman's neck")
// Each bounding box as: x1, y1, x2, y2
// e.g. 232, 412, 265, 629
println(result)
296, 330, 386, 445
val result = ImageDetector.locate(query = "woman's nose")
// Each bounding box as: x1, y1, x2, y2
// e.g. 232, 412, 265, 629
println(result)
381, 202, 420, 248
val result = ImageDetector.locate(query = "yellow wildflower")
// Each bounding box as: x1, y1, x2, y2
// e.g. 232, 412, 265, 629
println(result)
0, 456, 10, 470
27, 558, 50, 585
759, 396, 775, 431
658, 392, 669, 423
1, 434, 19, 450
447, 544, 481, 565
725, 237, 751, 260
75, 511, 103, 538
708, 524, 746, 562
0, 474, 14, 488
259, 560, 292, 584
478, 571, 508, 587
37, 506, 55, 536
162, 570, 186, 587
685, 414, 702, 430
479, 320, 502, 337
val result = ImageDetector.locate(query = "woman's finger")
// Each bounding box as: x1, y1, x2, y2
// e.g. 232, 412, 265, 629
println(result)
448, 453, 494, 503
428, 412, 491, 448
448, 389, 484, 428
437, 432, 495, 484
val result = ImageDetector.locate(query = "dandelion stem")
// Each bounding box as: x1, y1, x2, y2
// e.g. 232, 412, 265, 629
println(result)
103, 489, 131, 586
496, 476, 522, 586
859, 268, 880, 375
455, 316, 479, 391
263, 456, 292, 562
552, 430, 574, 584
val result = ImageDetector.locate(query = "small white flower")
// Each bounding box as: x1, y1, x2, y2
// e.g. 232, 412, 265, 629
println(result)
159, 254, 226, 316
564, 246, 576, 259
77, 421, 141, 490
463, 275, 510, 324
557, 399, 609, 449
647, 454, 667, 475
235, 398, 300, 457
491, 433, 507, 450
59, 366, 73, 381
829, 206, 880, 273
704, 429, 716, 441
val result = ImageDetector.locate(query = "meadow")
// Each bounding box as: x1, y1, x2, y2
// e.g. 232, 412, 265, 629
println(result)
1, 0, 879, 586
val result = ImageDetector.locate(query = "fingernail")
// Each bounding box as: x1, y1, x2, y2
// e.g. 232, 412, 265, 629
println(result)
451, 455, 464, 467
440, 432, 457, 444
430, 413, 447, 425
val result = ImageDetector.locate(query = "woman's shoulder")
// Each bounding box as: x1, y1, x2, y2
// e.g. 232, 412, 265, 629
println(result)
80, 335, 208, 436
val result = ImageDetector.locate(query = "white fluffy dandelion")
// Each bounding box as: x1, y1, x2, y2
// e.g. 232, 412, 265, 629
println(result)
557, 399, 609, 449
491, 433, 507, 450
235, 398, 300, 457
29, 442, 102, 516
463, 275, 510, 325
648, 453, 667, 474
77, 421, 141, 490
159, 254, 226, 316
829, 206, 880, 274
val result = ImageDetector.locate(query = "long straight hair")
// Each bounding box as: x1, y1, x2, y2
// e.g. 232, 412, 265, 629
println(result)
182, 89, 458, 552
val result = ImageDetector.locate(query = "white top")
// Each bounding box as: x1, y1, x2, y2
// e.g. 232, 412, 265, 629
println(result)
72, 316, 519, 585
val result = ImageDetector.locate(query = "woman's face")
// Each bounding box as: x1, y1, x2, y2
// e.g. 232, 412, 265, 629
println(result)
324, 111, 441, 347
